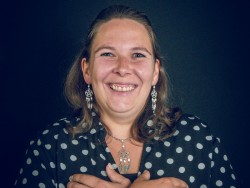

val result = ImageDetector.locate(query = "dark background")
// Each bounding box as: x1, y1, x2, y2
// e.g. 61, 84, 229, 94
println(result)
1, 0, 249, 187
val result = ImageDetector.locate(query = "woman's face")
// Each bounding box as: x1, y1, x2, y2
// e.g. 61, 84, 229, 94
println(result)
82, 18, 160, 122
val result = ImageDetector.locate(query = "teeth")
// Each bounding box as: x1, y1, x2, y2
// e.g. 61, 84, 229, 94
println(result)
110, 84, 135, 92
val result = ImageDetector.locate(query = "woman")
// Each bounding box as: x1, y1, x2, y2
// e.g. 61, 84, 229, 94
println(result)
14, 5, 241, 188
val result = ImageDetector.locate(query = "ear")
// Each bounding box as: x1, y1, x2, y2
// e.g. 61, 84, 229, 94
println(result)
152, 59, 160, 85
81, 58, 91, 84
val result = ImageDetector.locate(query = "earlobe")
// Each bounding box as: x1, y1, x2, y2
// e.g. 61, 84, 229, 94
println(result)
81, 58, 91, 84
152, 59, 160, 85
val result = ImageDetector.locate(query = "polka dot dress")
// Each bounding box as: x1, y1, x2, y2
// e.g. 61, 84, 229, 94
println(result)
14, 114, 242, 187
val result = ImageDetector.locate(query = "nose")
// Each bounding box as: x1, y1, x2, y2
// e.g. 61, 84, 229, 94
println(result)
113, 56, 132, 76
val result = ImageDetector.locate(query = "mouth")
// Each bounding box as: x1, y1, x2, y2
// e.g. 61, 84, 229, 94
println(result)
109, 83, 136, 92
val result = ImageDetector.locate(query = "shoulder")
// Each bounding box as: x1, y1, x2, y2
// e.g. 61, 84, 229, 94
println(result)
174, 113, 217, 142
29, 117, 80, 146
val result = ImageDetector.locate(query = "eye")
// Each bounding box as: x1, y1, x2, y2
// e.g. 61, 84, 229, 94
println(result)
100, 52, 114, 57
132, 53, 146, 58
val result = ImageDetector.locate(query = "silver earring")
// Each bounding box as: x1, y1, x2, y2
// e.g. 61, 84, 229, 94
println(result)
85, 85, 93, 110
151, 85, 157, 114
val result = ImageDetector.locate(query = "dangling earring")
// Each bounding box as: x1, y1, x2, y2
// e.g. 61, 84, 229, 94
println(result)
85, 84, 93, 110
151, 85, 157, 115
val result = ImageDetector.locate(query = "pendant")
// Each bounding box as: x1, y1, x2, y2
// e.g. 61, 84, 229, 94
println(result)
118, 140, 130, 173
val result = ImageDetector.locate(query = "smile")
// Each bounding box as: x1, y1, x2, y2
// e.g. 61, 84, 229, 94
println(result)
109, 84, 136, 92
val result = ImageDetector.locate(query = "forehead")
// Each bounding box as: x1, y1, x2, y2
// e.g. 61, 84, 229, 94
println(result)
92, 18, 152, 49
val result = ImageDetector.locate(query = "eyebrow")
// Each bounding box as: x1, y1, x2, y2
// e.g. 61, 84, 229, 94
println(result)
94, 45, 152, 55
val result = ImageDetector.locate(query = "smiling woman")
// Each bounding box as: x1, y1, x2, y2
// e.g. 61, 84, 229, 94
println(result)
14, 4, 242, 188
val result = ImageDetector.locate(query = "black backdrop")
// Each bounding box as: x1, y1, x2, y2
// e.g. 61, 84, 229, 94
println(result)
1, 0, 249, 187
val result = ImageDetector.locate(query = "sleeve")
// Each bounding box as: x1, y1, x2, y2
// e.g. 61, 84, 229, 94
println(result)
14, 132, 58, 187
209, 137, 244, 188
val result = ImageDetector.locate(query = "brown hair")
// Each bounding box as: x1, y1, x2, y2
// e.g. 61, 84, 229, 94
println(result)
64, 5, 181, 141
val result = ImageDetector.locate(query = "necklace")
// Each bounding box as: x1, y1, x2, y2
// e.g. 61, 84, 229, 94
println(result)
108, 134, 131, 174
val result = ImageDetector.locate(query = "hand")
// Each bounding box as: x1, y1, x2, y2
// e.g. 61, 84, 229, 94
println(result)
67, 164, 131, 188
130, 170, 189, 188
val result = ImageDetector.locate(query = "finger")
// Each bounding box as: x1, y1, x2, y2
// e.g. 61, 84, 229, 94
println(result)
106, 163, 131, 186
70, 173, 104, 187
67, 180, 91, 188
133, 170, 150, 182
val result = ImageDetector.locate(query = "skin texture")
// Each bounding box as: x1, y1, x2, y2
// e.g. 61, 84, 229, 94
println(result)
67, 164, 189, 188
70, 18, 189, 188
82, 18, 160, 138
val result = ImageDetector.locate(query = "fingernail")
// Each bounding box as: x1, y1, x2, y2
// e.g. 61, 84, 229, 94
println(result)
69, 175, 72, 181
143, 170, 149, 174
108, 163, 113, 169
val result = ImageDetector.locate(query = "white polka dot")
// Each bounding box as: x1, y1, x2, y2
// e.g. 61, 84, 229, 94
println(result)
42, 130, 49, 135
22, 178, 27, 184
173, 130, 179, 136
220, 167, 226, 173
211, 161, 215, 168
206, 136, 212, 141
208, 153, 212, 159
91, 142, 95, 149
181, 120, 187, 125
164, 141, 170, 147
72, 140, 79, 145
176, 147, 183, 153
147, 120, 153, 126
230, 186, 236, 188
155, 152, 162, 158
91, 158, 96, 165
188, 116, 195, 120
231, 174, 236, 180
154, 136, 160, 140
32, 170, 39, 176
157, 169, 164, 176
59, 183, 65, 188
82, 150, 88, 155
90, 129, 96, 134
105, 147, 110, 152
167, 158, 174, 164
101, 170, 107, 177
37, 139, 42, 145
63, 128, 69, 134
30, 140, 35, 145
39, 183, 46, 188
111, 163, 117, 169
198, 163, 205, 170
50, 162, 55, 168
189, 176, 195, 183
70, 155, 77, 161
41, 163, 46, 170
54, 134, 58, 139
53, 122, 60, 126
184, 135, 191, 141
193, 125, 200, 131
223, 155, 228, 161
19, 168, 23, 174
216, 180, 223, 186
179, 167, 185, 173
196, 143, 203, 149
214, 147, 219, 154
80, 166, 87, 172
201, 122, 207, 127
45, 144, 51, 150
188, 155, 193, 161
26, 158, 32, 165
92, 111, 96, 116
60, 163, 66, 170
100, 153, 106, 160
145, 162, 152, 169
200, 185, 207, 188
61, 143, 67, 149
146, 146, 151, 152
33, 150, 39, 156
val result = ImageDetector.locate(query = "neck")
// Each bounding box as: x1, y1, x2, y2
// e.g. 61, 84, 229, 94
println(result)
100, 113, 135, 138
